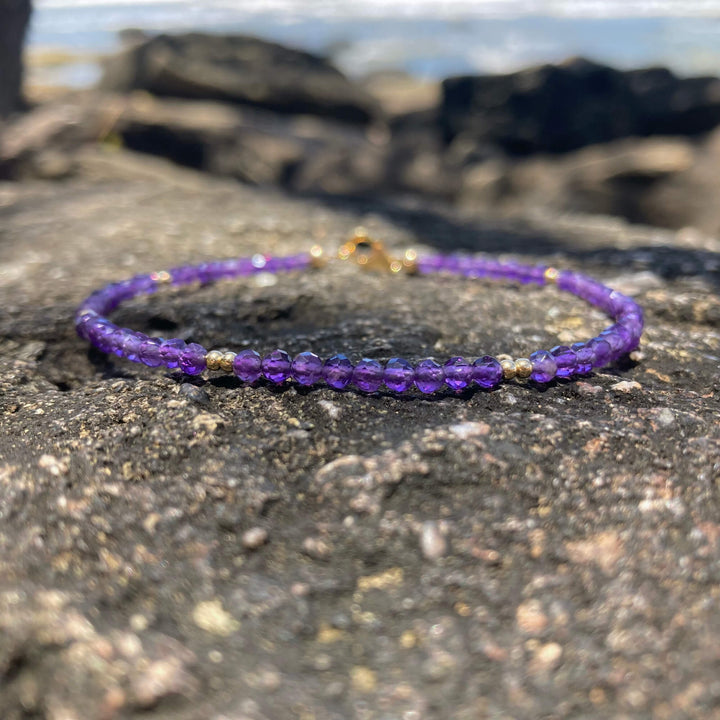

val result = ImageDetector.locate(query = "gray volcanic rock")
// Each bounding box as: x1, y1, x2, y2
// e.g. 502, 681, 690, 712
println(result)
0, 0, 31, 118
441, 57, 720, 155
100, 32, 382, 126
1, 153, 720, 718
458, 132, 720, 236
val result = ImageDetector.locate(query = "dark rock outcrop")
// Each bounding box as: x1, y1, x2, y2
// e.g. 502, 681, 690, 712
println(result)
458, 131, 720, 236
100, 32, 382, 125
1, 156, 720, 718
0, 0, 32, 117
441, 57, 720, 155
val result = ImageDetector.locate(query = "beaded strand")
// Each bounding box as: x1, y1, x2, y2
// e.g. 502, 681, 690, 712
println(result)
75, 241, 644, 394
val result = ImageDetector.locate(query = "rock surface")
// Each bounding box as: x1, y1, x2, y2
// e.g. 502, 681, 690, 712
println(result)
0, 0, 32, 117
100, 33, 382, 125
1, 151, 720, 718
6, 48, 720, 233
441, 57, 720, 155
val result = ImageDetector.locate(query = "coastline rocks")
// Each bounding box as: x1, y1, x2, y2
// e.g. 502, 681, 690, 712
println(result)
441, 57, 720, 155
6, 44, 720, 233
100, 33, 382, 126
458, 131, 720, 235
0, 0, 32, 117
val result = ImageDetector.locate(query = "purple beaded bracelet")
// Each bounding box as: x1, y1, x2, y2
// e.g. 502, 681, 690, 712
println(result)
75, 234, 644, 394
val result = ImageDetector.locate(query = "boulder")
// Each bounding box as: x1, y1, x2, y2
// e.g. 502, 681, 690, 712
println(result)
0, 0, 32, 117
100, 32, 382, 126
442, 57, 720, 156
459, 132, 720, 236
1, 160, 720, 718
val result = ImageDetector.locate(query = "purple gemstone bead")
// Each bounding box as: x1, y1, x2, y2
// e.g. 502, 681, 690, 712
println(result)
444, 356, 472, 392
587, 337, 612, 368
472, 355, 503, 389
384, 358, 415, 393
571, 342, 593, 375
550, 345, 577, 379
159, 338, 186, 368
529, 350, 557, 383
139, 337, 163, 367
262, 349, 291, 384
291, 352, 323, 386
121, 331, 148, 362
352, 358, 384, 392
75, 312, 99, 340
414, 359, 444, 394
323, 354, 354, 390
233, 349, 262, 383
88, 319, 118, 354
108, 327, 128, 357
620, 314, 644, 339
169, 266, 200, 286
179, 342, 207, 375
600, 325, 631, 360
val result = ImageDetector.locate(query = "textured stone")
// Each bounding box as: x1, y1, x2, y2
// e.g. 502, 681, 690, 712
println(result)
1, 158, 719, 720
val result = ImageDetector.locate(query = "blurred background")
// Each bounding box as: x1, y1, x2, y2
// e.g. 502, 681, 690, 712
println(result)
3, 0, 720, 236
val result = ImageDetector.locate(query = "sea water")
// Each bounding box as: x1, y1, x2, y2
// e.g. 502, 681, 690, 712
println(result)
29, 0, 720, 86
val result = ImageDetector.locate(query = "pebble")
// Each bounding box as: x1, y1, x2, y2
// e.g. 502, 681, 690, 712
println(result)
530, 642, 563, 674
302, 537, 332, 559
38, 454, 69, 476
350, 666, 377, 693
516, 599, 549, 635
241, 527, 268, 550
179, 383, 210, 405
420, 521, 447, 560
192, 599, 240, 636
611, 380, 642, 393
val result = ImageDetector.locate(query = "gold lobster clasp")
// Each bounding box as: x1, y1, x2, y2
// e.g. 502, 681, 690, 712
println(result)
337, 228, 416, 274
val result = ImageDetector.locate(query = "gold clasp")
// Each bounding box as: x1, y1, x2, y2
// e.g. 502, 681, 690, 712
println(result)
337, 228, 416, 274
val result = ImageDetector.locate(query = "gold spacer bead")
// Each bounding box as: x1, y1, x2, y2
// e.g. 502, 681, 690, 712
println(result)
205, 350, 224, 371
514, 358, 533, 379
403, 248, 419, 275
150, 270, 172, 284
496, 354, 514, 364
544, 267, 560, 284
499, 358, 517, 380
219, 351, 236, 373
309, 245, 327, 269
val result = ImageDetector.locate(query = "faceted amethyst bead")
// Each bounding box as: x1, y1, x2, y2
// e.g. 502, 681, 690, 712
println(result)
139, 337, 163, 367
323, 354, 354, 390
88, 319, 118, 354
233, 349, 262, 383
472, 356, 503, 389
179, 342, 207, 375
384, 358, 415, 393
108, 327, 128, 357
262, 349, 291, 384
121, 331, 148, 362
291, 352, 323, 386
159, 338, 186, 368
169, 265, 201, 286
75, 312, 99, 340
444, 356, 472, 392
529, 350, 557, 383
620, 314, 644, 339
352, 358, 384, 392
571, 342, 593, 375
587, 337, 612, 368
414, 359, 444, 394
600, 325, 631, 360
550, 345, 577, 379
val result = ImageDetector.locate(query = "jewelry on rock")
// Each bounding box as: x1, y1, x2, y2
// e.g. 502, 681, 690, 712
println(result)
75, 231, 644, 394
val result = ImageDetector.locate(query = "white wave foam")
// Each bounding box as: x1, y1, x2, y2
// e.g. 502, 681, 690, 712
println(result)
31, 0, 720, 19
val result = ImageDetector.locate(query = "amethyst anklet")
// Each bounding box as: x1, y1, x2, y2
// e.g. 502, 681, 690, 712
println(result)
75, 233, 644, 395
